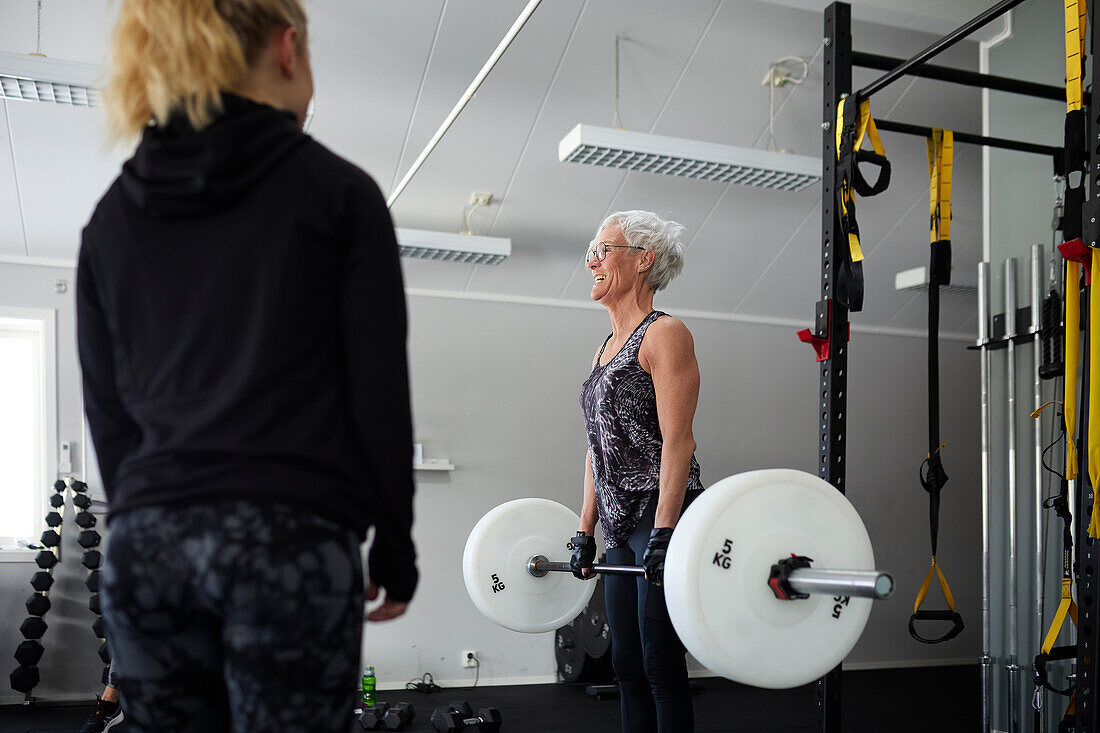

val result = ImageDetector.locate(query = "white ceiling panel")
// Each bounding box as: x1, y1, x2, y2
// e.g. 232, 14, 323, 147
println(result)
6, 101, 125, 260
467, 0, 728, 298
662, 184, 821, 313
0, 1, 111, 66
0, 100, 27, 257
306, 1, 447, 191
385, 0, 587, 233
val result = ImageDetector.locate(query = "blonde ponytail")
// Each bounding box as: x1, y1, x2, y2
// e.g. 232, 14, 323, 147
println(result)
104, 0, 308, 141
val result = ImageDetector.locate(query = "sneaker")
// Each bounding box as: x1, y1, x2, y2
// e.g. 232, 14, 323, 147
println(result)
79, 695, 125, 733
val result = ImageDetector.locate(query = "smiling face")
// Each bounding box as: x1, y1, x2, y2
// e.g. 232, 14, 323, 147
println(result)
587, 223, 652, 302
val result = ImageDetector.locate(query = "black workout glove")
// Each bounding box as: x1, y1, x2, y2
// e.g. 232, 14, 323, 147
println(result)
643, 527, 674, 585
569, 532, 596, 580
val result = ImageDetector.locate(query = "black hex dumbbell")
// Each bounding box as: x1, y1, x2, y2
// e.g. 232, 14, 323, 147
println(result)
75, 512, 96, 529
361, 702, 416, 731
14, 640, 43, 667
31, 572, 53, 592
39, 530, 60, 548
430, 702, 502, 732
45, 512, 62, 527
92, 617, 106, 639
49, 493, 64, 508
25, 594, 50, 617
359, 702, 391, 729
86, 571, 101, 593
35, 551, 57, 569
73, 494, 92, 510
10, 665, 39, 693
78, 530, 101, 549
82, 550, 102, 570
19, 618, 47, 640
98, 641, 111, 664
89, 594, 101, 616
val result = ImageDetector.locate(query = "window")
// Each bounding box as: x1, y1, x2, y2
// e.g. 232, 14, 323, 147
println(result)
0, 310, 56, 546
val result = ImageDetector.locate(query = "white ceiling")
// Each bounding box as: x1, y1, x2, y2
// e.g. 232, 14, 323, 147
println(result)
0, 0, 1050, 336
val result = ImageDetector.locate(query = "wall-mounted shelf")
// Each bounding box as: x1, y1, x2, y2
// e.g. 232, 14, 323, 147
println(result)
415, 459, 454, 471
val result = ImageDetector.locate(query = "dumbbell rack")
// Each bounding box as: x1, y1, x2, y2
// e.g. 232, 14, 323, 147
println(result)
8, 478, 108, 703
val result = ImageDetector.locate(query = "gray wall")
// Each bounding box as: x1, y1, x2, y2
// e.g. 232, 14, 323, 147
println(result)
0, 259, 980, 700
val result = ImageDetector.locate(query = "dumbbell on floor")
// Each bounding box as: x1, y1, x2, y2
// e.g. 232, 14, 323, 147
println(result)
358, 701, 416, 730
430, 701, 502, 732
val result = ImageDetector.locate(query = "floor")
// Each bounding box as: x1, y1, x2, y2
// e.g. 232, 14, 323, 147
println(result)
0, 665, 977, 732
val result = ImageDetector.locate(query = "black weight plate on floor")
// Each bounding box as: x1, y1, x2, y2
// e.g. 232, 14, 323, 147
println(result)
583, 580, 610, 659
555, 619, 585, 683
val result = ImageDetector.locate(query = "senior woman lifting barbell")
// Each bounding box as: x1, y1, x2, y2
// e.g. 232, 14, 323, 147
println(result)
464, 213, 893, 729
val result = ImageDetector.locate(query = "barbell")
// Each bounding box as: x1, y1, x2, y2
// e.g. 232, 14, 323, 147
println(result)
462, 468, 893, 689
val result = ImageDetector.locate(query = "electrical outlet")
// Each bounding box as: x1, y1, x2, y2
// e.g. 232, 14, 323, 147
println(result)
462, 649, 477, 668
468, 192, 493, 207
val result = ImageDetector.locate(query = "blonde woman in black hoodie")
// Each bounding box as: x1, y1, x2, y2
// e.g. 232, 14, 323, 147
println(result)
77, 2, 417, 730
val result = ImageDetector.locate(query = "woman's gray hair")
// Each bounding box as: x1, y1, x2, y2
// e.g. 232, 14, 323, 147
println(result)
599, 210, 687, 292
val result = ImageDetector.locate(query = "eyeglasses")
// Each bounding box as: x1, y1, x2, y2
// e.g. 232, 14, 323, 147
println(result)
585, 240, 646, 262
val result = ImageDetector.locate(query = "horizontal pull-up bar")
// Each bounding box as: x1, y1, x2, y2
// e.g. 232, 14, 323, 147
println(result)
857, 0, 1028, 101
874, 119, 1060, 158
853, 51, 1069, 103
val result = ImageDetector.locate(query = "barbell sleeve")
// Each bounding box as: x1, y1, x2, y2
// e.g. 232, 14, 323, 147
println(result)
785, 568, 894, 600
527, 555, 893, 600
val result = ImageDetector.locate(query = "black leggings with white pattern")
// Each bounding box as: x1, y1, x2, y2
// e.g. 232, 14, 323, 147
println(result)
101, 500, 363, 733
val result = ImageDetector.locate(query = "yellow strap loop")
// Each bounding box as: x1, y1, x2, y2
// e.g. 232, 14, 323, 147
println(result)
1066, 260, 1081, 480
1032, 400, 1064, 419
913, 555, 956, 614
1042, 579, 1078, 654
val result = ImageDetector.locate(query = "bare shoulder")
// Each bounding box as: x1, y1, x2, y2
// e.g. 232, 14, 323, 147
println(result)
645, 315, 695, 350
640, 316, 696, 372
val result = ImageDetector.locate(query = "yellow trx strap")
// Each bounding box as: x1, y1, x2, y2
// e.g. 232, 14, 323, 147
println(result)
835, 97, 887, 265
1065, 0, 1087, 112
1042, 578, 1079, 656
908, 128, 962, 644
927, 130, 952, 244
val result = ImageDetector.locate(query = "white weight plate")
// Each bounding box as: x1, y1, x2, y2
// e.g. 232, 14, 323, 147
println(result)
664, 469, 875, 689
463, 498, 597, 633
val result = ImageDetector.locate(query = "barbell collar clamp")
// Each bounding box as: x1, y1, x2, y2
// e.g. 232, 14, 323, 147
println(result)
528, 555, 893, 599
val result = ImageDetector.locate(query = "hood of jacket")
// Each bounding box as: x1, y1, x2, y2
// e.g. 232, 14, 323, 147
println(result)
120, 93, 308, 218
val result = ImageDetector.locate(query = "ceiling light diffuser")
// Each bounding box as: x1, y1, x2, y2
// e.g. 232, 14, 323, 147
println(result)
396, 228, 511, 265
558, 124, 821, 192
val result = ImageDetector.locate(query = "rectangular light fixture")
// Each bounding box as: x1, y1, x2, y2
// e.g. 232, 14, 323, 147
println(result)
395, 228, 511, 265
558, 124, 821, 192
0, 51, 102, 107
894, 265, 977, 296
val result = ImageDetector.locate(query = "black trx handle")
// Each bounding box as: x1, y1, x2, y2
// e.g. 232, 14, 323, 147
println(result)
908, 608, 965, 645
1035, 646, 1077, 696
851, 149, 892, 197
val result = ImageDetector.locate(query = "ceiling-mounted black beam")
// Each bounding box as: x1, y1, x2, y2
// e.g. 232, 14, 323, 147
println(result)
853, 51, 1069, 103
873, 118, 1061, 158
857, 0, 1029, 100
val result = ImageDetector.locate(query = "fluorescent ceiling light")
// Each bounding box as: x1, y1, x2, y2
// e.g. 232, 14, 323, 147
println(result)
396, 228, 511, 265
894, 266, 976, 296
0, 51, 102, 107
558, 124, 821, 192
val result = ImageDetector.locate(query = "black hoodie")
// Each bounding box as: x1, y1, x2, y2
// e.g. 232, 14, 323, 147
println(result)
77, 94, 417, 602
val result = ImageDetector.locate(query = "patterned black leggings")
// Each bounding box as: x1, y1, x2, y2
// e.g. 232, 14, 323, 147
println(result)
101, 501, 363, 733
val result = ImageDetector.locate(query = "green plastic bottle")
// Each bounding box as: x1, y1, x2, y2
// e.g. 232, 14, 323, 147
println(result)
361, 666, 376, 708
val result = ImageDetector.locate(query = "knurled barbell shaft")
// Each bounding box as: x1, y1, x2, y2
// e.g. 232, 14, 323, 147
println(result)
527, 556, 893, 600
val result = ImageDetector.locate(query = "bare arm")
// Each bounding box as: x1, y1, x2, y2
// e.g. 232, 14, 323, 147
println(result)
640, 317, 700, 529
579, 451, 598, 535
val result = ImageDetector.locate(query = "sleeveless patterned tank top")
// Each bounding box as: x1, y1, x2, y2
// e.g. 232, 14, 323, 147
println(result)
580, 310, 703, 548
